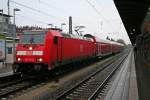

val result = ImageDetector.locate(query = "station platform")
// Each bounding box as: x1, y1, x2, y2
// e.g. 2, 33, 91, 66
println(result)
0, 62, 13, 77
105, 49, 139, 100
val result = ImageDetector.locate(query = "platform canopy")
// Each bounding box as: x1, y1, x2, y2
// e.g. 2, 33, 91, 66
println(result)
113, 0, 150, 44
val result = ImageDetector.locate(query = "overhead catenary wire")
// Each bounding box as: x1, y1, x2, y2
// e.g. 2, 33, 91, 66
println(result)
10, 0, 118, 34
10, 0, 82, 31
10, 5, 49, 25
16, 13, 49, 25
10, 0, 88, 31
35, 0, 85, 27
85, 0, 109, 22
10, 0, 66, 23
39, 0, 71, 16
11, 8, 69, 31
84, 0, 120, 33
38, 0, 80, 27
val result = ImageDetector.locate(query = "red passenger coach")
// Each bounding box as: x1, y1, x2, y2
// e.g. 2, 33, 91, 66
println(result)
95, 38, 112, 56
111, 41, 124, 53
84, 34, 123, 57
14, 29, 96, 74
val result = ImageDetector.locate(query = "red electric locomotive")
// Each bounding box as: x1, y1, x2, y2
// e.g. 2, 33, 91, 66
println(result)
14, 29, 96, 74
14, 28, 124, 74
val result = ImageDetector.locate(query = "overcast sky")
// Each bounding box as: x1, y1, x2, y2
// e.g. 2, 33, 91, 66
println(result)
0, 0, 131, 44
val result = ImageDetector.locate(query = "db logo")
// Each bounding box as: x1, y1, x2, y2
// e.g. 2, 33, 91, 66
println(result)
0, 51, 3, 57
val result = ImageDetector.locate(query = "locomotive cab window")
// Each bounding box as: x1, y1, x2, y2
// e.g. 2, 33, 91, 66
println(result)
20, 31, 46, 44
54, 36, 58, 44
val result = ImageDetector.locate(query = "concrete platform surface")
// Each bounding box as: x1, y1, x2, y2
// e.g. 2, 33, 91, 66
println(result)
0, 62, 13, 77
105, 49, 138, 100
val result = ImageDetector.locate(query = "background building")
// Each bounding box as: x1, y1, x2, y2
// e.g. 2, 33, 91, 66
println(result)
0, 13, 15, 37
0, 13, 16, 64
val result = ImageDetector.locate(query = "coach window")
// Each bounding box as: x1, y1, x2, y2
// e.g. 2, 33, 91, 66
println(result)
54, 36, 58, 44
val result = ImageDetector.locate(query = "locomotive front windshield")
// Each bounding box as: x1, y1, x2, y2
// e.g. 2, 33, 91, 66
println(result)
20, 31, 45, 44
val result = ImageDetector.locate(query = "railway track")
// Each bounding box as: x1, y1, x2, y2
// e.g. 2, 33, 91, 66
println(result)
0, 81, 32, 98
0, 53, 125, 99
0, 73, 24, 91
0, 72, 52, 99
56, 54, 127, 100
0, 75, 40, 99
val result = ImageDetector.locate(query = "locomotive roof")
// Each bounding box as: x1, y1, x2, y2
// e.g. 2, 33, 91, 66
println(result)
23, 29, 92, 41
61, 33, 93, 41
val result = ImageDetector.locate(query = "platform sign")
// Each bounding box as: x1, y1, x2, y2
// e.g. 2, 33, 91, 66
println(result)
0, 35, 6, 61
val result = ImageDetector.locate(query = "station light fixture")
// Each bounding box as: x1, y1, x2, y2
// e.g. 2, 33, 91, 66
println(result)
13, 8, 21, 24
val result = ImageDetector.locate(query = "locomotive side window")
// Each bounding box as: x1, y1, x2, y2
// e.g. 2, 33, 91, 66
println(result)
54, 36, 58, 44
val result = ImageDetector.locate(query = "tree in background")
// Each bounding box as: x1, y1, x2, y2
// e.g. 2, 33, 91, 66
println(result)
110, 38, 115, 41
106, 36, 110, 40
16, 26, 43, 33
116, 39, 126, 45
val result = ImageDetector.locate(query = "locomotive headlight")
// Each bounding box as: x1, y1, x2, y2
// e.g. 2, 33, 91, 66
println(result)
37, 58, 43, 62
29, 47, 33, 50
17, 58, 21, 61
